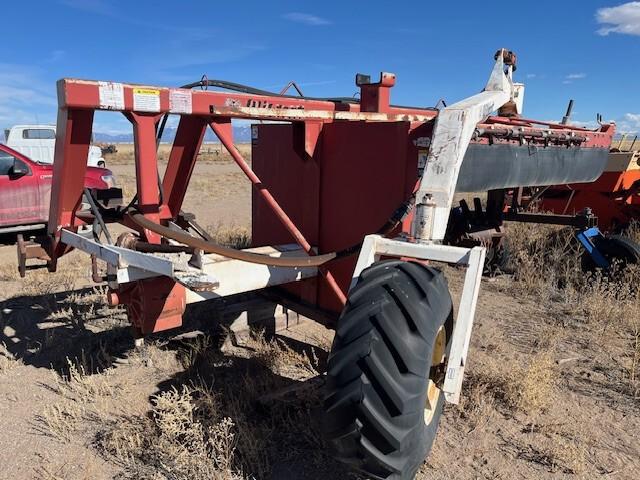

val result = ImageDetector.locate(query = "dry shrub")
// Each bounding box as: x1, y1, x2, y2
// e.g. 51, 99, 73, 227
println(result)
99, 381, 241, 480
48, 288, 110, 327
505, 223, 583, 299
39, 400, 85, 443
505, 351, 556, 412
455, 373, 496, 432
0, 263, 18, 281
38, 357, 119, 442
204, 223, 251, 249
0, 342, 21, 374
178, 334, 213, 369
21, 269, 77, 297
245, 330, 320, 379
54, 356, 118, 403
459, 350, 556, 418
98, 332, 329, 479
625, 219, 640, 244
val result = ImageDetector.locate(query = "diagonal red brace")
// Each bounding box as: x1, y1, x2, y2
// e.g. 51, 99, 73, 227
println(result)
209, 119, 347, 306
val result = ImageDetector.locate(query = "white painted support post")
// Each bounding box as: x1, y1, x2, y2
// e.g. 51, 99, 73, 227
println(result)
412, 51, 513, 242
441, 246, 485, 403
350, 235, 485, 404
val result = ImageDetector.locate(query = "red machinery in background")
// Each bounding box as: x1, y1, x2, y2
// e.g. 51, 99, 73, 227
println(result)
19, 50, 616, 479
534, 149, 640, 232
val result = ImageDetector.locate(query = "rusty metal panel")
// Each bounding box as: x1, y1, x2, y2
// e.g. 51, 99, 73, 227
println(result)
316, 121, 411, 312
251, 124, 320, 248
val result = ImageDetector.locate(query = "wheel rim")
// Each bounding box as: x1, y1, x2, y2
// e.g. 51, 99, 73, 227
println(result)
424, 325, 446, 425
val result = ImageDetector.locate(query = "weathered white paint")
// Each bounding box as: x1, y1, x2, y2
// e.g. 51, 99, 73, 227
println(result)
412, 52, 514, 242
351, 234, 486, 405
60, 229, 317, 300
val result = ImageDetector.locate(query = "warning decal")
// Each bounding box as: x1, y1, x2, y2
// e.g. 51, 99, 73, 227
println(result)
133, 88, 161, 112
98, 82, 124, 110
169, 89, 192, 114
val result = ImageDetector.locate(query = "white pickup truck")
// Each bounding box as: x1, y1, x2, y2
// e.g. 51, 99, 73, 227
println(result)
4, 124, 106, 167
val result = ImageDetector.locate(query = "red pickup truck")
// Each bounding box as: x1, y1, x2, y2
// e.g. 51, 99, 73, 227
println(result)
0, 143, 119, 233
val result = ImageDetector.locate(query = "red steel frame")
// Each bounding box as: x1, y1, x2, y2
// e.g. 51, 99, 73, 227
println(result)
46, 75, 615, 333
48, 75, 437, 244
48, 75, 439, 331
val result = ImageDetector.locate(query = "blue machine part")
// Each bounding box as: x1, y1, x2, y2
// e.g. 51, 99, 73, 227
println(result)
576, 227, 609, 269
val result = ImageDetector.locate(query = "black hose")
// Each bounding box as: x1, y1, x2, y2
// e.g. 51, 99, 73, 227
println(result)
180, 78, 359, 104
83, 188, 113, 245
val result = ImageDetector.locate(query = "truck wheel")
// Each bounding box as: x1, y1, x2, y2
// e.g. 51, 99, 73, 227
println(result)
323, 260, 453, 480
98, 161, 106, 168
581, 235, 640, 272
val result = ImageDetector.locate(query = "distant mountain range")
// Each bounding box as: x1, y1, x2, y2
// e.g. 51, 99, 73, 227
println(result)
93, 124, 253, 143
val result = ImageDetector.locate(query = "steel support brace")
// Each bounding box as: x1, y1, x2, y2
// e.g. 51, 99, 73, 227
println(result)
126, 112, 163, 243
48, 107, 95, 263
163, 115, 208, 218
351, 235, 486, 404
412, 52, 512, 242
210, 119, 347, 306
61, 228, 318, 302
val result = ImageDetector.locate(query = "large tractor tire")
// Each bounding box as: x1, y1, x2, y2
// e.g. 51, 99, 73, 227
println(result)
323, 260, 453, 480
581, 235, 640, 272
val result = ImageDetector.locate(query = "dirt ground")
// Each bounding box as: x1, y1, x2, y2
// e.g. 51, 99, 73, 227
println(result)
0, 144, 639, 480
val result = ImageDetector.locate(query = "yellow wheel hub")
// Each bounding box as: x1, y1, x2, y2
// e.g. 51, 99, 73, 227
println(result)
424, 325, 446, 425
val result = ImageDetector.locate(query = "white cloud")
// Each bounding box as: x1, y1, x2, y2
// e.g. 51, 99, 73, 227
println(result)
566, 119, 599, 129
525, 73, 537, 79
0, 63, 58, 129
596, 2, 640, 36
283, 12, 331, 26
618, 112, 640, 133
624, 112, 640, 123
562, 73, 587, 84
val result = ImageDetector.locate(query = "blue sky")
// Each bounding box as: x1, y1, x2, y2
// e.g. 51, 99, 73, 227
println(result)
2, 0, 640, 135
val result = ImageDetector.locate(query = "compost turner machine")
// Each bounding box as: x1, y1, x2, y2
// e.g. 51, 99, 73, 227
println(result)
26, 50, 614, 479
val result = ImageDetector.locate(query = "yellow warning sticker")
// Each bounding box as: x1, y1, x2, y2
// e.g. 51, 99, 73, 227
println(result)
133, 88, 160, 96
133, 88, 161, 112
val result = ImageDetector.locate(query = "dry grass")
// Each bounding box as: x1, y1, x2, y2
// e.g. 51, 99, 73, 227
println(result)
33, 453, 102, 480
38, 357, 120, 442
612, 138, 640, 151
516, 434, 586, 475
505, 222, 640, 398
459, 349, 557, 418
114, 170, 249, 207
204, 223, 251, 249
177, 334, 213, 369
20, 269, 77, 297
505, 351, 557, 412
0, 341, 21, 374
505, 222, 583, 299
0, 262, 18, 281
94, 332, 329, 479
243, 330, 321, 379
99, 381, 241, 480
104, 143, 251, 166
